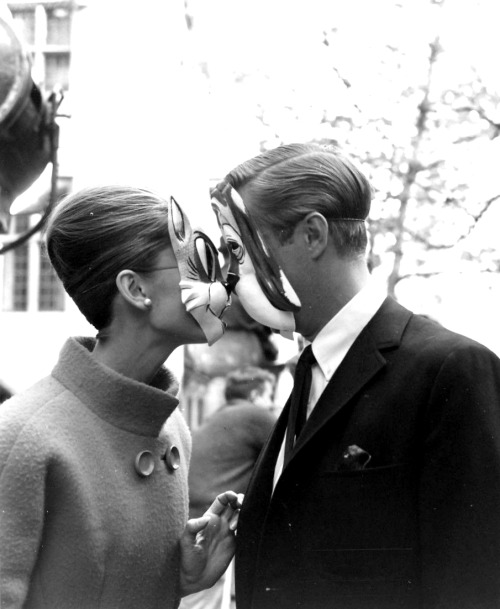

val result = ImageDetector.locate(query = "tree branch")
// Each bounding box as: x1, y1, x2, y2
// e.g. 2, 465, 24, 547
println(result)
404, 194, 500, 249
397, 268, 498, 282
454, 105, 500, 138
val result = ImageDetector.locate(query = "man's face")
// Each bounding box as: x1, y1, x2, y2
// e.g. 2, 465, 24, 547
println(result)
167, 196, 231, 345
210, 180, 301, 337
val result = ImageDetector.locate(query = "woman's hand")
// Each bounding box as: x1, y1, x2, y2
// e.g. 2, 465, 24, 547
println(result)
179, 491, 243, 597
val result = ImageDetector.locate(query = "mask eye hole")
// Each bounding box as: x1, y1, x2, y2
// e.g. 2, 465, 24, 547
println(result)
221, 224, 244, 264
227, 239, 244, 263
195, 237, 216, 281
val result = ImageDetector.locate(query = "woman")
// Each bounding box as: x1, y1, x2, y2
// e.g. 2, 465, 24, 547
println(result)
0, 185, 240, 609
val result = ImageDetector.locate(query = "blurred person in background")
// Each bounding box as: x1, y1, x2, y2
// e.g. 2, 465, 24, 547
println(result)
189, 365, 277, 518
181, 365, 277, 609
0, 185, 241, 609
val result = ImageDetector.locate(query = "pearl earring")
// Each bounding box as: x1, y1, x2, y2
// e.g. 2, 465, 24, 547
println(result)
144, 298, 152, 308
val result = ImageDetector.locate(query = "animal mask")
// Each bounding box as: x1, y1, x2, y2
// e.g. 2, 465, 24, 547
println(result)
167, 196, 231, 345
210, 180, 300, 339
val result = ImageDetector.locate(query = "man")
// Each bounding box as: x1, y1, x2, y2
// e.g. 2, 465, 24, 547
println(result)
210, 143, 500, 609
181, 366, 277, 609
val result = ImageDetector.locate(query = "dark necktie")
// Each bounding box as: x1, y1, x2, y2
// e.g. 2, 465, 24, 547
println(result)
284, 345, 316, 465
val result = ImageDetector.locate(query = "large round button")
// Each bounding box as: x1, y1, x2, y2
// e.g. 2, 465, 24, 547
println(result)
135, 451, 155, 477
164, 445, 180, 471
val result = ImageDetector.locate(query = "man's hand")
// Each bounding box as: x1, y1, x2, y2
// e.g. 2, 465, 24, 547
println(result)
179, 491, 243, 597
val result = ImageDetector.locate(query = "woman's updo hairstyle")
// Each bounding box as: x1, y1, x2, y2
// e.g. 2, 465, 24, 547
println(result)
44, 185, 171, 330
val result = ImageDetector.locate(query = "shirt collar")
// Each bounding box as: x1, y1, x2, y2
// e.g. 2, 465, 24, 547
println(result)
311, 278, 387, 381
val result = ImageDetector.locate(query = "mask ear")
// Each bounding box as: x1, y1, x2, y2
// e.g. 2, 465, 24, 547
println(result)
116, 270, 150, 311
167, 196, 231, 345
168, 196, 192, 265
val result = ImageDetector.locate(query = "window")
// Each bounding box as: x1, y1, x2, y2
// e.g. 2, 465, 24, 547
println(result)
1, 212, 66, 312
9, 3, 72, 93
10, 9, 35, 45
46, 6, 72, 92
46, 7, 71, 46
12, 245, 29, 310
45, 52, 70, 90
38, 241, 64, 311
2, 216, 29, 311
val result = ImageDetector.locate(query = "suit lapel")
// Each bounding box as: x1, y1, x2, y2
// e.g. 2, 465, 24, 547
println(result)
235, 401, 290, 604
285, 297, 412, 468
288, 330, 385, 461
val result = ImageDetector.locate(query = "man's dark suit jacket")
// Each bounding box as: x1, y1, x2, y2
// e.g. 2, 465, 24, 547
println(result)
235, 297, 500, 609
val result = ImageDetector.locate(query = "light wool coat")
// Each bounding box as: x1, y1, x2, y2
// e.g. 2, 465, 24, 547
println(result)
0, 337, 191, 609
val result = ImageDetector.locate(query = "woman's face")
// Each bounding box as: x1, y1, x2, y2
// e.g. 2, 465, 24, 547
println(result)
164, 196, 231, 345
133, 197, 232, 347
137, 246, 208, 346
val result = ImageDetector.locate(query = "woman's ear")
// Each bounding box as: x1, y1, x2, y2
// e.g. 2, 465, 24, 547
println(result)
302, 212, 329, 259
116, 270, 151, 311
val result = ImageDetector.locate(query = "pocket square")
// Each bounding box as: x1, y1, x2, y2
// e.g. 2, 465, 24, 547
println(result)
337, 444, 372, 471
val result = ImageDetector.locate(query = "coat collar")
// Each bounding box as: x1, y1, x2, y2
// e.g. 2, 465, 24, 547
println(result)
52, 337, 180, 437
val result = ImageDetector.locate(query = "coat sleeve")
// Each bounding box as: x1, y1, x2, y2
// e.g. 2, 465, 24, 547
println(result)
0, 405, 47, 608
419, 342, 500, 609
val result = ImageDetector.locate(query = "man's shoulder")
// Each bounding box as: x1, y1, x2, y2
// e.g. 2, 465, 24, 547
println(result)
408, 312, 496, 355
372, 297, 495, 355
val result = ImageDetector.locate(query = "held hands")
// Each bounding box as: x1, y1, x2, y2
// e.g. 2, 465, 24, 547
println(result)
179, 491, 243, 597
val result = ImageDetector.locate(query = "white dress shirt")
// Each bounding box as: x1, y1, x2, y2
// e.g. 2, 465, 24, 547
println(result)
273, 278, 387, 488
